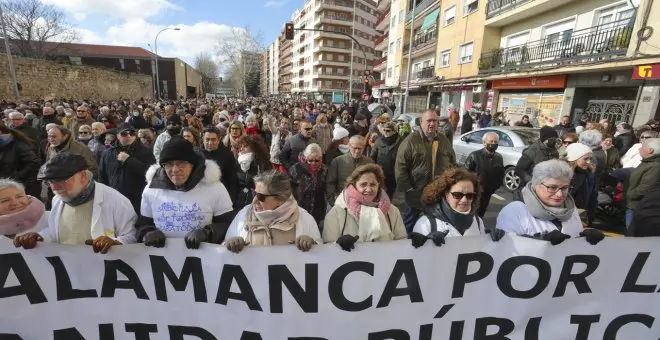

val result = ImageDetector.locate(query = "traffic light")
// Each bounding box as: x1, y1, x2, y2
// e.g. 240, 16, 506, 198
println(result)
285, 23, 294, 40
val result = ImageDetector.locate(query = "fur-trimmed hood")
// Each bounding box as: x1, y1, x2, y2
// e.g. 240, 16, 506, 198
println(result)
146, 158, 222, 192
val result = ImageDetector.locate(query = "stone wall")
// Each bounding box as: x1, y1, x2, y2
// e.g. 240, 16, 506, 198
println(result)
0, 55, 153, 100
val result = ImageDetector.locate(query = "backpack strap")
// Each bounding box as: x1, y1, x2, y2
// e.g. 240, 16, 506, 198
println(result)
425, 214, 438, 233
340, 207, 348, 236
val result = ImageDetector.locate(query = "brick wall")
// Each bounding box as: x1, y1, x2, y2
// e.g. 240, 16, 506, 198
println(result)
0, 55, 153, 100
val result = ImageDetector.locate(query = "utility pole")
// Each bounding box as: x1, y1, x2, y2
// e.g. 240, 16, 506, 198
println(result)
402, 0, 416, 116
0, 3, 20, 101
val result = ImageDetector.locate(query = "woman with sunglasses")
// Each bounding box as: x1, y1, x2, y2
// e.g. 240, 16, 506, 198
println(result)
76, 125, 93, 146
370, 122, 402, 200
410, 167, 501, 248
557, 133, 578, 159
224, 169, 322, 253
323, 164, 406, 251
289, 143, 327, 226
497, 160, 604, 245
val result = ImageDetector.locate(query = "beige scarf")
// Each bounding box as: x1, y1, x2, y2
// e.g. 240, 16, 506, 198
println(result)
244, 195, 300, 246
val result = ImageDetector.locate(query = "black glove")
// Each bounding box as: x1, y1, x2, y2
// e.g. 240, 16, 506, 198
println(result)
487, 228, 506, 242
540, 230, 571, 245
429, 230, 450, 246
336, 235, 359, 252
185, 229, 208, 249
579, 229, 605, 245
410, 232, 428, 248
143, 230, 166, 248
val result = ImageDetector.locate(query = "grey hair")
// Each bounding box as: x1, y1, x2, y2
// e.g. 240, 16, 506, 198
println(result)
245, 115, 257, 122
253, 169, 292, 201
482, 131, 499, 142
0, 178, 25, 192
303, 143, 323, 159
578, 129, 602, 149
55, 105, 64, 111
643, 138, 660, 156
91, 122, 106, 131
100, 106, 110, 114
641, 130, 659, 138
47, 125, 70, 136
531, 159, 574, 185
8, 111, 24, 119
349, 135, 365, 144
78, 124, 92, 132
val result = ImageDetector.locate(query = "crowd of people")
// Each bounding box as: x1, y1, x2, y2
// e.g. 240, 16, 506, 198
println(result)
0, 96, 657, 255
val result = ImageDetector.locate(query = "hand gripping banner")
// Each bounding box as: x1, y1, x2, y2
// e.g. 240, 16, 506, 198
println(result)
0, 236, 658, 339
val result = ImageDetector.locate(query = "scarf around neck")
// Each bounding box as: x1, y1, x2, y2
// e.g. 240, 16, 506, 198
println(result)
66, 180, 96, 207
424, 198, 475, 235
245, 195, 300, 246
0, 196, 45, 236
521, 182, 575, 222
344, 184, 391, 219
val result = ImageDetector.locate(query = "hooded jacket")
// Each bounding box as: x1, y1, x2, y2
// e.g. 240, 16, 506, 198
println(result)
280, 133, 314, 169
137, 159, 234, 241
514, 140, 559, 185
370, 134, 402, 182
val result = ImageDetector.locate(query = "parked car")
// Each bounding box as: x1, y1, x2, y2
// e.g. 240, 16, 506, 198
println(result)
453, 127, 540, 192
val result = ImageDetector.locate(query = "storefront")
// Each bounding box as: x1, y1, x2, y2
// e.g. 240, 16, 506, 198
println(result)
492, 75, 567, 126
437, 84, 485, 118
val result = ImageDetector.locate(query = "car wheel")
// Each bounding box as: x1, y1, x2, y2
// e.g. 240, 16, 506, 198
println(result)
503, 167, 520, 192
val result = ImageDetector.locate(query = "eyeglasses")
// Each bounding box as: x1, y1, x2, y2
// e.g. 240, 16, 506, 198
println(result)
162, 160, 190, 169
303, 127, 313, 131
540, 183, 571, 195
46, 175, 75, 187
563, 140, 575, 145
640, 136, 652, 139
449, 192, 476, 200
307, 159, 321, 163
78, 131, 90, 135
255, 192, 278, 202
120, 131, 136, 137
76, 110, 86, 113
230, 127, 241, 131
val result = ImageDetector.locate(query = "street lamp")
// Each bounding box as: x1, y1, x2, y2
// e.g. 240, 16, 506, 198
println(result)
154, 27, 181, 100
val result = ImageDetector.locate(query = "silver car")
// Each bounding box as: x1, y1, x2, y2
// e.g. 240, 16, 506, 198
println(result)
453, 127, 540, 192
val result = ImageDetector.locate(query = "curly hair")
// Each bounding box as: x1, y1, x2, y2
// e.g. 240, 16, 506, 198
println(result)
421, 167, 481, 211
181, 127, 201, 147
237, 135, 272, 170
344, 163, 385, 191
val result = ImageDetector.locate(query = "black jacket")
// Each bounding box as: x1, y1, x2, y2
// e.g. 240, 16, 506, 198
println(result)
615, 131, 636, 156
0, 140, 41, 196
289, 162, 327, 223
465, 148, 504, 193
515, 140, 559, 185
35, 115, 61, 140
280, 133, 312, 169
99, 140, 156, 213
461, 114, 473, 134
370, 134, 402, 182
199, 145, 237, 201
347, 123, 369, 137
232, 163, 260, 211
14, 124, 40, 146
630, 187, 660, 237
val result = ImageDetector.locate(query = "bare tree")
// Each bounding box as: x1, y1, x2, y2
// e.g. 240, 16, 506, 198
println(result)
216, 26, 264, 97
194, 52, 219, 95
1, 0, 78, 58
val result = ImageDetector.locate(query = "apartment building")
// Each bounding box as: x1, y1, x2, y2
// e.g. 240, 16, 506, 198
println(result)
478, 0, 660, 127
261, 52, 269, 96
287, 0, 379, 101
269, 41, 279, 95
372, 0, 390, 97
278, 30, 293, 93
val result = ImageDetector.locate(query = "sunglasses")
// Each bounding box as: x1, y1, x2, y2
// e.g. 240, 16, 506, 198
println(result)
563, 140, 575, 145
383, 129, 393, 133
255, 192, 278, 202
449, 192, 476, 200
303, 127, 313, 131
307, 159, 321, 163
120, 131, 136, 137
78, 131, 90, 135
640, 136, 652, 139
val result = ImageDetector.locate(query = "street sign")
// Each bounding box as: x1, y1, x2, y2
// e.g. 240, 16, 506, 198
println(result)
332, 92, 344, 104
632, 64, 660, 80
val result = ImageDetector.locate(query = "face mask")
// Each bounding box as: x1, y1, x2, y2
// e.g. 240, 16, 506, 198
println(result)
486, 143, 498, 152
338, 144, 349, 153
167, 126, 181, 135
238, 152, 254, 172
133, 111, 140, 117
544, 138, 557, 148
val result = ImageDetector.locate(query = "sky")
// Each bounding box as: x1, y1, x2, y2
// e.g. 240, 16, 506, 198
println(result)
42, 0, 302, 66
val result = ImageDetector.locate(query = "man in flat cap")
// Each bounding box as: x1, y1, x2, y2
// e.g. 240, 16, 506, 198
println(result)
14, 152, 137, 253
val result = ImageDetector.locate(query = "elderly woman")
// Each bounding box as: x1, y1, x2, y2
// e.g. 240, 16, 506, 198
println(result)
223, 121, 245, 158
138, 128, 155, 149
88, 122, 106, 163
497, 159, 604, 245
579, 129, 602, 151
289, 143, 327, 225
312, 113, 333, 152
270, 116, 292, 172
323, 164, 406, 251
76, 124, 93, 145
410, 167, 503, 247
233, 135, 273, 210
244, 115, 261, 138
0, 179, 46, 237
371, 121, 402, 199
224, 170, 322, 253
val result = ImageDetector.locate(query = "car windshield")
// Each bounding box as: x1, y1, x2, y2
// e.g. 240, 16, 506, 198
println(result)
512, 129, 540, 146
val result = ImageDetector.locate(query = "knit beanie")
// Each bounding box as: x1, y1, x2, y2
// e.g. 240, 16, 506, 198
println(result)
159, 136, 199, 166
539, 126, 558, 141
566, 143, 593, 162
333, 127, 349, 141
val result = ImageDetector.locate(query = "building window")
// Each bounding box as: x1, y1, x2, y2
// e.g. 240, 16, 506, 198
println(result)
394, 65, 399, 76
391, 15, 396, 27
338, 54, 345, 61
458, 42, 474, 64
464, 0, 478, 16
69, 56, 82, 65
396, 38, 401, 51
135, 60, 141, 73
119, 58, 125, 70
387, 67, 392, 78
440, 49, 451, 67
389, 42, 394, 54
399, 10, 404, 23
444, 6, 456, 26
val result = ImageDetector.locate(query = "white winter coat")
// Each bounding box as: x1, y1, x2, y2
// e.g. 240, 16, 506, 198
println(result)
40, 182, 137, 244
413, 215, 485, 237
496, 201, 583, 237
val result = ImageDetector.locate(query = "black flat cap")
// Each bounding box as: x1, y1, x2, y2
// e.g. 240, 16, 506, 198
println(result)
38, 152, 88, 181
117, 122, 135, 134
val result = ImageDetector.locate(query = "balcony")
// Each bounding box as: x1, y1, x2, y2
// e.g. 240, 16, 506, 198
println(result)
317, 14, 353, 26
485, 0, 577, 27
478, 19, 634, 74
400, 66, 440, 84
315, 0, 354, 13
375, 35, 388, 50
376, 8, 391, 30
406, 0, 440, 23
403, 29, 438, 57
314, 71, 348, 79
373, 56, 387, 69
373, 79, 385, 87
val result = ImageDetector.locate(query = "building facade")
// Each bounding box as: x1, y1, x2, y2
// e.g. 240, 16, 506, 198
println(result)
269, 41, 280, 95
279, 30, 294, 93
261, 52, 269, 96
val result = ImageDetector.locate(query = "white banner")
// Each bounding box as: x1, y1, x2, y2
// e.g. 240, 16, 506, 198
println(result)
0, 236, 659, 339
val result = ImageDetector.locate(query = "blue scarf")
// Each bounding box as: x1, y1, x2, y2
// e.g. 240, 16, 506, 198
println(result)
0, 134, 14, 148
66, 180, 96, 207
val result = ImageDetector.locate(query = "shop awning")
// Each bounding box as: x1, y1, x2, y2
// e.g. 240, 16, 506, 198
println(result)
420, 8, 440, 31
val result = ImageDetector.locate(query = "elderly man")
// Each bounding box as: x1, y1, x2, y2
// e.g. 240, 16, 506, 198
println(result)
14, 153, 137, 253
153, 114, 183, 162
465, 132, 505, 217
99, 123, 156, 214
35, 106, 61, 140
625, 137, 660, 230
280, 120, 315, 170
46, 125, 98, 177
69, 106, 96, 135
396, 109, 456, 233
197, 104, 212, 127
8, 111, 40, 147
326, 135, 373, 204
138, 137, 234, 249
